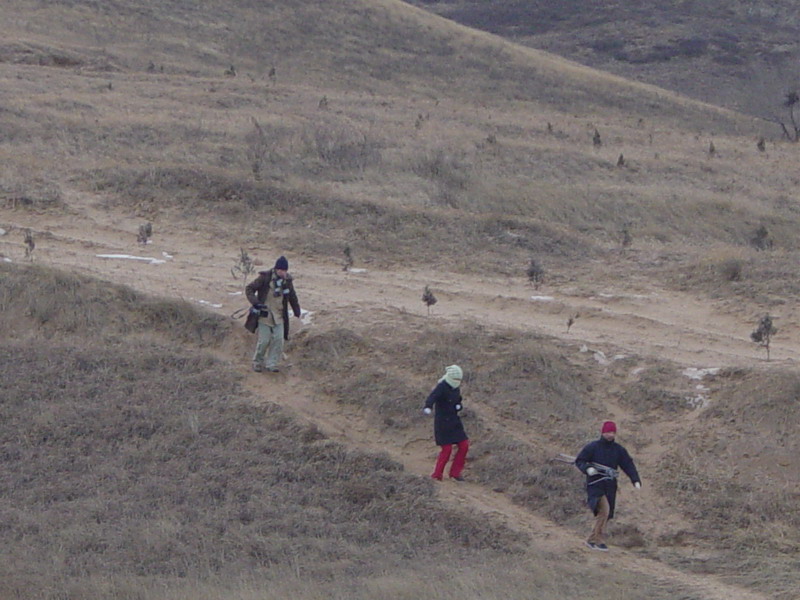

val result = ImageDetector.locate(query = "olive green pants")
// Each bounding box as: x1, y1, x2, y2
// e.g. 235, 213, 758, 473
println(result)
253, 321, 284, 369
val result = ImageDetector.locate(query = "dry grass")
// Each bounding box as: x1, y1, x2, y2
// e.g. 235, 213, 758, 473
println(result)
0, 264, 540, 599
293, 307, 800, 597
0, 263, 705, 600
2, 1, 800, 598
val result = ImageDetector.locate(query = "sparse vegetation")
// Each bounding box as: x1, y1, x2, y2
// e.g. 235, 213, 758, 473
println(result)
342, 244, 354, 271
23, 229, 35, 259
750, 225, 773, 250
526, 258, 544, 288
137, 221, 152, 244
231, 247, 255, 282
422, 285, 437, 315
751, 314, 777, 360
3, 2, 800, 598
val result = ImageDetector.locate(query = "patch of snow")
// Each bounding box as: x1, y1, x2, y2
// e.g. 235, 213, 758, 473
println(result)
682, 367, 720, 380
96, 254, 166, 265
579, 345, 589, 353
631, 366, 646, 375
3, 257, 11, 263
162, 251, 173, 259
0, 228, 6, 236
349, 268, 368, 274
612, 354, 627, 361
300, 309, 314, 325
530, 295, 555, 302
593, 350, 609, 365
228, 291, 243, 296
192, 299, 223, 309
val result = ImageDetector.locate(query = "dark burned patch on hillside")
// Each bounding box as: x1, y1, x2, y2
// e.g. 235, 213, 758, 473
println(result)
84, 167, 595, 273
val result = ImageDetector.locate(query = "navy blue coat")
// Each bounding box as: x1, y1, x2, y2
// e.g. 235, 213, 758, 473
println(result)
424, 380, 468, 446
575, 438, 640, 519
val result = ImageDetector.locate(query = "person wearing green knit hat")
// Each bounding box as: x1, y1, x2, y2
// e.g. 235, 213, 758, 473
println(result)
423, 365, 470, 481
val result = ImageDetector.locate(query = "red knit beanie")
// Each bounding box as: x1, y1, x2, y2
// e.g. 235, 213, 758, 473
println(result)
601, 421, 617, 434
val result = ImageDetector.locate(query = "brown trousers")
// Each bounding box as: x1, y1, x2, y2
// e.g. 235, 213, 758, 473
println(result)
587, 495, 610, 544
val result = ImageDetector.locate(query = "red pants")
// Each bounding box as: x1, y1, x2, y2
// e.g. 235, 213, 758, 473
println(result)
431, 440, 469, 480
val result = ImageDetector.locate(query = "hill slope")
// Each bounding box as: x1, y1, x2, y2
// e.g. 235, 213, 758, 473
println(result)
404, 0, 800, 120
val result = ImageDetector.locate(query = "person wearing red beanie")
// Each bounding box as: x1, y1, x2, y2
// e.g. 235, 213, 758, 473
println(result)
574, 421, 641, 551
601, 421, 616, 434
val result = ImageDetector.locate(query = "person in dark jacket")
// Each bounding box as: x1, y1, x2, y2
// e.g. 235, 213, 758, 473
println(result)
575, 421, 641, 551
423, 365, 469, 481
244, 255, 301, 372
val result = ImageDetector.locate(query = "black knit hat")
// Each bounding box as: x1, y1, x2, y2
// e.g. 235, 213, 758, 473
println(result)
274, 255, 288, 270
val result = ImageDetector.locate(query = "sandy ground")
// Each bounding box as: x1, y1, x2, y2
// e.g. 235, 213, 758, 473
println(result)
1, 189, 787, 600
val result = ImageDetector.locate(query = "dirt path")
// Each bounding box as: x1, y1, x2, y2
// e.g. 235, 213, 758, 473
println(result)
3, 193, 798, 370
0, 191, 782, 600
241, 363, 766, 600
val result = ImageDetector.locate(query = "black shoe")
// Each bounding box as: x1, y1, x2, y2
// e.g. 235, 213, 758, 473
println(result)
586, 541, 597, 550
450, 476, 465, 482
266, 366, 280, 373
595, 543, 609, 551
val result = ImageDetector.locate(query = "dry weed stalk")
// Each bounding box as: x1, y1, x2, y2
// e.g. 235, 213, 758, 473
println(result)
342, 245, 353, 272
526, 258, 544, 288
751, 315, 777, 360
422, 285, 437, 315
231, 248, 255, 282
23, 229, 35, 259
136, 222, 152, 244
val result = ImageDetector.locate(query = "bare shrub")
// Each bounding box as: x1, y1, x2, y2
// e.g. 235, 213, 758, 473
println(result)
526, 258, 544, 288
136, 221, 152, 244
422, 285, 437, 315
411, 148, 471, 208
23, 229, 35, 259
245, 117, 289, 182
750, 225, 773, 250
231, 247, 255, 282
306, 121, 381, 174
342, 244, 353, 271
751, 314, 777, 360
1, 177, 63, 210
719, 257, 743, 281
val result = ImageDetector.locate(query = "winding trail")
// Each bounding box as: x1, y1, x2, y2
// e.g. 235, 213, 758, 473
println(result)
1, 189, 790, 600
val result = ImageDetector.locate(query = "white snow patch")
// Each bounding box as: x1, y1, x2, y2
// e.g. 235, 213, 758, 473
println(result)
682, 367, 720, 380
612, 354, 628, 361
96, 254, 166, 265
579, 345, 589, 353
192, 299, 223, 309
593, 350, 609, 365
349, 268, 368, 274
300, 309, 314, 325
530, 295, 555, 302
631, 366, 646, 375
0, 228, 6, 236
228, 291, 243, 296
3, 257, 11, 263
162, 251, 174, 259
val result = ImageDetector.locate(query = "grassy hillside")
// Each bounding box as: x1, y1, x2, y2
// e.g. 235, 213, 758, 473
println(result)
404, 0, 800, 119
294, 308, 800, 598
0, 263, 700, 600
